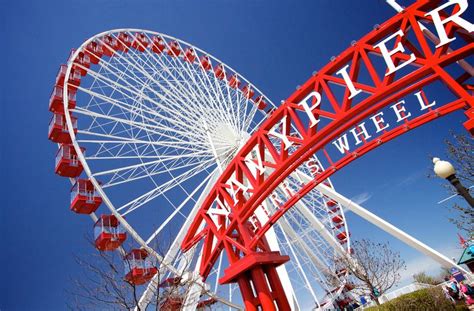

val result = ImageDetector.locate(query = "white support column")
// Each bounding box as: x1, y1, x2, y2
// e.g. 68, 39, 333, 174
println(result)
315, 183, 473, 277
137, 171, 219, 310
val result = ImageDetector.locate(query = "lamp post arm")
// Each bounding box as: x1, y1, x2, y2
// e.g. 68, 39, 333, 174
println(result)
446, 174, 474, 208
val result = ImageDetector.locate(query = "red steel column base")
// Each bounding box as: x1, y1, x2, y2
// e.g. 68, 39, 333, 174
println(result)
219, 252, 291, 311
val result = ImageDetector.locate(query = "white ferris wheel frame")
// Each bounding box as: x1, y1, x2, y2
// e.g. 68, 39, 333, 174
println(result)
61, 28, 355, 310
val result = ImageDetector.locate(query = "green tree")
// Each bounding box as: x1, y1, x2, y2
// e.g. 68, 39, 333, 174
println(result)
412, 271, 442, 285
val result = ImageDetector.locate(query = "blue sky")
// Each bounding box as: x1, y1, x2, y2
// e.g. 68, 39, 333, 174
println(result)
1, 0, 473, 310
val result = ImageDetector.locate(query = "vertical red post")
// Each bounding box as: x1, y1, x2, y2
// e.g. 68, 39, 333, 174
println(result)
219, 251, 291, 311
251, 266, 276, 310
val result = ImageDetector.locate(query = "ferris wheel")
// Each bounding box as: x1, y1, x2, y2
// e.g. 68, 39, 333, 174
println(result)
48, 29, 353, 310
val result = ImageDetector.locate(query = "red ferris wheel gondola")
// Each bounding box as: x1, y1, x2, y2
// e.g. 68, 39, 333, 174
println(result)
124, 249, 158, 285
94, 215, 127, 251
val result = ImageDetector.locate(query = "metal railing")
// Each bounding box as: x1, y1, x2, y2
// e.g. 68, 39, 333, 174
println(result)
359, 283, 432, 309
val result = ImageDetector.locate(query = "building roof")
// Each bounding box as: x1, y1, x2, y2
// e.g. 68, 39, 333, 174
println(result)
458, 244, 474, 265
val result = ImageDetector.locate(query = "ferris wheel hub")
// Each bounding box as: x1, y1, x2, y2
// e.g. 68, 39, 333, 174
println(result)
209, 123, 250, 164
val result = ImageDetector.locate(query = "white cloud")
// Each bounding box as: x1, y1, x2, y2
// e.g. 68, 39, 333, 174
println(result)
396, 171, 424, 188
351, 192, 372, 205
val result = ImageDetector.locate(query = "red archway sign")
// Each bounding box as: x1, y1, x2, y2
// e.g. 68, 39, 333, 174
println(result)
182, 1, 473, 310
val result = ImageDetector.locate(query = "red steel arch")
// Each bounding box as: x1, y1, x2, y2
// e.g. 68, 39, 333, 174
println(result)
182, 1, 473, 310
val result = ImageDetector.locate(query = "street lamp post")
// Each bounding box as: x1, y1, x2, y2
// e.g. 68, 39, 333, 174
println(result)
433, 157, 474, 208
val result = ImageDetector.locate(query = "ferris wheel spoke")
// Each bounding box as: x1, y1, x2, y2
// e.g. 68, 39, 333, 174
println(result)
86, 141, 227, 172
84, 142, 211, 160
208, 72, 239, 131
142, 53, 221, 121
82, 141, 210, 162
178, 61, 239, 129
85, 155, 167, 160
194, 68, 240, 128
113, 160, 211, 206
218, 67, 240, 131
98, 39, 213, 129
79, 83, 176, 131
135, 39, 226, 118
77, 139, 207, 151
117, 160, 215, 215
173, 62, 241, 131
78, 129, 150, 142
164, 51, 239, 132
86, 68, 201, 137
76, 136, 211, 155
95, 158, 194, 185
78, 131, 205, 151
77, 129, 181, 159
195, 60, 238, 131
83, 146, 210, 163
115, 37, 203, 104
93, 154, 214, 188
73, 100, 176, 139
144, 171, 216, 246
80, 68, 206, 136
73, 106, 209, 147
